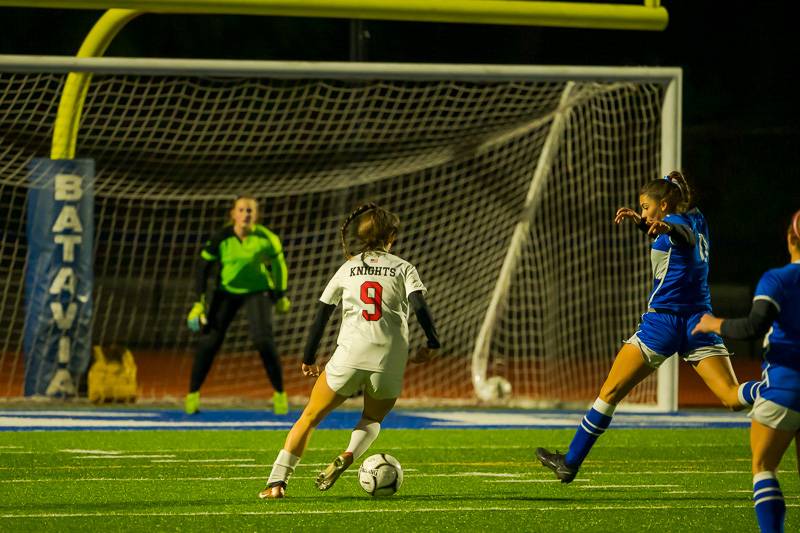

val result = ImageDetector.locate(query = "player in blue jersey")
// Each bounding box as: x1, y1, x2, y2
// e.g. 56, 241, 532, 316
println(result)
693, 208, 800, 533
536, 171, 759, 484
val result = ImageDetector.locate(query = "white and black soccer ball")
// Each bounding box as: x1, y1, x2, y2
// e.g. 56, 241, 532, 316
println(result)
358, 453, 403, 497
476, 375, 513, 401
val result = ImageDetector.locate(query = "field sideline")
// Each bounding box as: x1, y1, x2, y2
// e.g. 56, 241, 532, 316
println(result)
0, 409, 796, 532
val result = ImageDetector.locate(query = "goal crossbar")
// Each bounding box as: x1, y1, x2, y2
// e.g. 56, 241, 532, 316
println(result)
0, 55, 681, 82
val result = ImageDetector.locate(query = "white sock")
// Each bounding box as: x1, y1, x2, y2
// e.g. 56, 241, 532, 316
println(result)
267, 449, 301, 486
345, 418, 381, 459
592, 397, 617, 416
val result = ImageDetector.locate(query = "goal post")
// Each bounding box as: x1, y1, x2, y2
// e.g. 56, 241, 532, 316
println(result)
0, 56, 681, 410
0, 1, 669, 31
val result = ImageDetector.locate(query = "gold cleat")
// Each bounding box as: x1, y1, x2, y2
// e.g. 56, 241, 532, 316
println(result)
258, 481, 286, 499
315, 452, 353, 491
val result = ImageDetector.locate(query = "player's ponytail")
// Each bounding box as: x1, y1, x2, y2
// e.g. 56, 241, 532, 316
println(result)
341, 203, 379, 259
340, 202, 400, 259
640, 170, 692, 214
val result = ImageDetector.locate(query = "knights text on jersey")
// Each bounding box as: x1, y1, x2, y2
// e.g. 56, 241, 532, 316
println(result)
319, 252, 426, 372
647, 209, 712, 314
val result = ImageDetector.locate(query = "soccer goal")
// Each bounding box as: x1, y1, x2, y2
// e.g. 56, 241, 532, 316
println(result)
0, 56, 681, 410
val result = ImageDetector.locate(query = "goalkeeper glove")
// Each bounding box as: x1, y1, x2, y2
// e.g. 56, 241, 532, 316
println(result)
275, 296, 291, 314
187, 297, 207, 332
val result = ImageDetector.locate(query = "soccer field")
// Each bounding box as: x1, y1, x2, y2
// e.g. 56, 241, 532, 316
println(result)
0, 411, 797, 532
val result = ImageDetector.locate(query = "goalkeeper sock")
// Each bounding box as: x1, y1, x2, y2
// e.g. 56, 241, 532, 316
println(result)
738, 381, 760, 406
564, 397, 616, 469
267, 449, 301, 486
753, 471, 785, 533
345, 418, 381, 459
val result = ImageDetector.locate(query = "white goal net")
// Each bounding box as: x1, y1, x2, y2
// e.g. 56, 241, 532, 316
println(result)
0, 57, 680, 409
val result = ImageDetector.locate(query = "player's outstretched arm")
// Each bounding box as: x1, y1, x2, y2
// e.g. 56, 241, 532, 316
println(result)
614, 207, 642, 225
408, 290, 441, 363
615, 207, 654, 235
692, 300, 778, 339
302, 302, 337, 376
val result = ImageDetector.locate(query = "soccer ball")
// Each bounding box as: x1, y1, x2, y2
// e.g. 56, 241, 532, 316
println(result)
476, 375, 512, 401
358, 453, 403, 497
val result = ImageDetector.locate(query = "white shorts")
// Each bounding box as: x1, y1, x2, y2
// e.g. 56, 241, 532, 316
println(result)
325, 360, 403, 400
625, 333, 731, 369
749, 396, 800, 432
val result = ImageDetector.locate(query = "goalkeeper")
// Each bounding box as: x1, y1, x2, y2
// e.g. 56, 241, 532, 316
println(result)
185, 195, 291, 415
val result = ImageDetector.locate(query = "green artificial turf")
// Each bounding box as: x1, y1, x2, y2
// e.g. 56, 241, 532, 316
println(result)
0, 428, 796, 532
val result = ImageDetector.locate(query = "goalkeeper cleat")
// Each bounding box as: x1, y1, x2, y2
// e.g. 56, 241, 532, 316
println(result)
315, 452, 353, 491
536, 447, 578, 484
272, 391, 289, 415
184, 391, 200, 415
258, 481, 286, 499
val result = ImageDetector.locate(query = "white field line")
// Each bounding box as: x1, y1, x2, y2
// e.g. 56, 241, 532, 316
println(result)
62, 449, 125, 455
579, 484, 679, 489
0, 472, 522, 483
666, 490, 797, 496
485, 479, 591, 483
2, 504, 799, 519
0, 418, 290, 428
0, 444, 751, 455
3, 468, 767, 483
0, 411, 161, 418
0, 464, 423, 471
77, 455, 176, 459
150, 459, 255, 463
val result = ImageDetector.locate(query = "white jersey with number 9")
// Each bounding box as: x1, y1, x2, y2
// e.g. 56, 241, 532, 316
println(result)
319, 251, 426, 374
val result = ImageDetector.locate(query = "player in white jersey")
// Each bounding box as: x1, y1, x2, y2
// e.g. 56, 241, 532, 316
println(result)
259, 203, 441, 499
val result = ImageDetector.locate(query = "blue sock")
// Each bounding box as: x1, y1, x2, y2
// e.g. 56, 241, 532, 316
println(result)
738, 381, 760, 406
753, 471, 785, 533
564, 398, 615, 468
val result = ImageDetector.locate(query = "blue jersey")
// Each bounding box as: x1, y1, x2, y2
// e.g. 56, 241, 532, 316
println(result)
756, 261, 800, 369
647, 208, 712, 314
753, 261, 800, 411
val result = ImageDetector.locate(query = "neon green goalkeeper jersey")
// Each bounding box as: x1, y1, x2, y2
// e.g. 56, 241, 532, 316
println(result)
200, 224, 287, 295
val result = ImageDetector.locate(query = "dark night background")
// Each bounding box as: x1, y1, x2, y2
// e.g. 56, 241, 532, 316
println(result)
1, 1, 797, 312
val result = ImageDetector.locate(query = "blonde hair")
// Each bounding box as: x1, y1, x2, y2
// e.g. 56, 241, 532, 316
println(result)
340, 203, 400, 259
229, 195, 259, 224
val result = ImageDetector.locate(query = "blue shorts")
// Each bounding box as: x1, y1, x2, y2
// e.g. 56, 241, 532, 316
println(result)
758, 360, 800, 413
625, 310, 730, 368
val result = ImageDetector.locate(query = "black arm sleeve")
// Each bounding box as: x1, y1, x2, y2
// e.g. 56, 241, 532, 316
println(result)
194, 258, 215, 298
635, 218, 650, 234
409, 290, 441, 349
303, 302, 337, 365
666, 223, 696, 248
720, 299, 779, 340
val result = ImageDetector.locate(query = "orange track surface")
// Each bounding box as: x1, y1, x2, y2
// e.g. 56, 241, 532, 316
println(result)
0, 350, 764, 406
